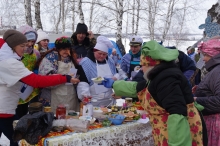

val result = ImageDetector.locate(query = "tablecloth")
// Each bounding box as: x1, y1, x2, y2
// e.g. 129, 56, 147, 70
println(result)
45, 122, 153, 146
20, 121, 154, 146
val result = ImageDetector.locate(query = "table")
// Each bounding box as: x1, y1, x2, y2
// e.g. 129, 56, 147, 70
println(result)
20, 121, 154, 146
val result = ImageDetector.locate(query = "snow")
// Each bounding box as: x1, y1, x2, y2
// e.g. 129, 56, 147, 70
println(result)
0, 134, 10, 146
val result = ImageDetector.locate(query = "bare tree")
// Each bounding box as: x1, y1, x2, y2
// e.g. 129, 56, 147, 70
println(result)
24, 0, 32, 26
135, 0, 140, 35
132, 0, 135, 34
162, 0, 176, 41
89, 0, 95, 30
54, 0, 62, 33
61, 0, 65, 33
174, 0, 188, 47
34, 0, 43, 30
116, 0, 126, 55
147, 0, 160, 40
78, 0, 84, 23
71, 0, 76, 31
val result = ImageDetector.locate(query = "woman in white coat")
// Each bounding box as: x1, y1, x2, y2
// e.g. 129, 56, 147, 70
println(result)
77, 36, 119, 106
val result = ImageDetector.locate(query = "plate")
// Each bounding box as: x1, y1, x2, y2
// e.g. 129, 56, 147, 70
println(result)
91, 77, 104, 84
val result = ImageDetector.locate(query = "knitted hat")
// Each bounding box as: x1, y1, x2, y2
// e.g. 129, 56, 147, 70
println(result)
94, 36, 113, 53
36, 29, 49, 43
129, 35, 143, 46
75, 23, 89, 35
55, 36, 72, 50
3, 29, 27, 49
17, 25, 37, 41
140, 40, 179, 66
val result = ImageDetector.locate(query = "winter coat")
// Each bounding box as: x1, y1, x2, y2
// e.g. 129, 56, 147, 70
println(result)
195, 53, 220, 115
71, 33, 96, 58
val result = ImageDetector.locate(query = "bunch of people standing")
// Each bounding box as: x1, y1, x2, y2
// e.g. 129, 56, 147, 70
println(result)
0, 22, 220, 146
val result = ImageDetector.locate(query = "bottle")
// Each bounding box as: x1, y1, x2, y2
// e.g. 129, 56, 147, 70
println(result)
56, 104, 66, 119
83, 101, 93, 117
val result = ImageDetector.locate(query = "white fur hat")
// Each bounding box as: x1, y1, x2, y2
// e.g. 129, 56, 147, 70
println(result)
94, 36, 113, 53
36, 29, 49, 43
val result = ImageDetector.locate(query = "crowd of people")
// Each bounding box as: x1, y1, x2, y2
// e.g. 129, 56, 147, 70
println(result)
0, 22, 220, 146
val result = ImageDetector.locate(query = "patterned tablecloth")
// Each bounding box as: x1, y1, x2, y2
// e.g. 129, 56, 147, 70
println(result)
20, 121, 154, 146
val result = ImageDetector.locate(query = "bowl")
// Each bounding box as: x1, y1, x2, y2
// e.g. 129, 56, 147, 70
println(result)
91, 77, 104, 84
108, 114, 125, 125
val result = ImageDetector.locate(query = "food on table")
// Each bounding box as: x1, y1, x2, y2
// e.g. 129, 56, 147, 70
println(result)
94, 107, 99, 110
102, 119, 112, 127
100, 107, 109, 112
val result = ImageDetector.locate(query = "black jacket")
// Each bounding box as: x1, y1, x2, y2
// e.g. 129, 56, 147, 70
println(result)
147, 61, 194, 116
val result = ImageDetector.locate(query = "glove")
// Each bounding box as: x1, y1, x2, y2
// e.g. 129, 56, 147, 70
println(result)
101, 77, 115, 88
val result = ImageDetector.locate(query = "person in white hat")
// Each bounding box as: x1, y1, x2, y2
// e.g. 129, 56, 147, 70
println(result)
120, 35, 143, 80
77, 36, 120, 106
35, 29, 50, 56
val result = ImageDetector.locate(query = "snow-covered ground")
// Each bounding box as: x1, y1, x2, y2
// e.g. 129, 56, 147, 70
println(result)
0, 134, 10, 146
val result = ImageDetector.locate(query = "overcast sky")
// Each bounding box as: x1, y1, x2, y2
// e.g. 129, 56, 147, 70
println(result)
189, 0, 218, 34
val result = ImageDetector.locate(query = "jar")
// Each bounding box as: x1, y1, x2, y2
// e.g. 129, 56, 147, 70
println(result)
44, 106, 51, 113
56, 105, 66, 119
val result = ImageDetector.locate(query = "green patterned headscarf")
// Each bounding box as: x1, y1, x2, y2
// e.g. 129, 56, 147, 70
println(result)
141, 40, 179, 66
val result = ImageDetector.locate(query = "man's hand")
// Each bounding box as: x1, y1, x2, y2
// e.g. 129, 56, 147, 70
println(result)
88, 31, 94, 40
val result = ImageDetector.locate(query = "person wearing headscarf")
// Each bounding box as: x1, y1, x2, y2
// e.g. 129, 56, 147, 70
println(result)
0, 30, 79, 146
38, 36, 87, 112
193, 38, 220, 146
71, 23, 96, 63
77, 36, 120, 107
102, 40, 207, 146
16, 25, 41, 119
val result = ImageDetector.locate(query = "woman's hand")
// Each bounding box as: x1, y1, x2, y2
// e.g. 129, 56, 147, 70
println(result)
192, 85, 197, 94
82, 95, 92, 104
70, 78, 80, 84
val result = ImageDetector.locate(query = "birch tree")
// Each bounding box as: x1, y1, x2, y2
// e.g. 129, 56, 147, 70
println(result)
162, 0, 176, 41
24, 0, 32, 26
34, 0, 43, 30
147, 0, 160, 40
116, 0, 125, 55
78, 0, 84, 23
135, 0, 140, 35
71, 0, 76, 31
89, 0, 95, 30
173, 0, 188, 47
132, 0, 135, 34
54, 0, 62, 33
